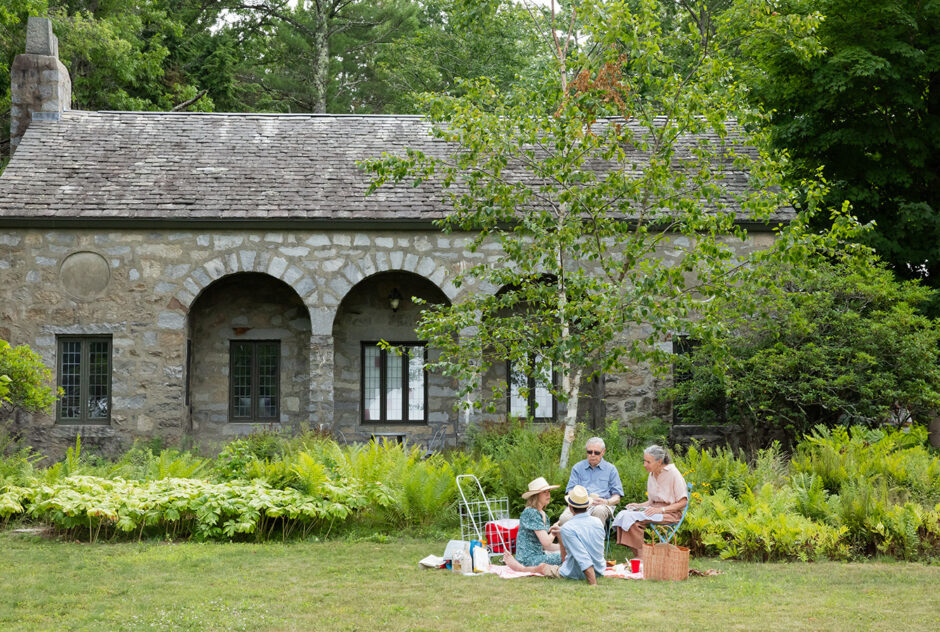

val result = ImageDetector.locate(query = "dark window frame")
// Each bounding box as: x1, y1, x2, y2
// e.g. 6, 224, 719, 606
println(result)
507, 355, 557, 422
228, 340, 281, 423
360, 341, 429, 424
56, 335, 112, 425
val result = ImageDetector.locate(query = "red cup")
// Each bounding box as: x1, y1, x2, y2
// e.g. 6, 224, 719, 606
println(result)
630, 558, 641, 573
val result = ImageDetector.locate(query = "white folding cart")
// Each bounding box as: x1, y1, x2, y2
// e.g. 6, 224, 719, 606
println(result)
456, 474, 517, 557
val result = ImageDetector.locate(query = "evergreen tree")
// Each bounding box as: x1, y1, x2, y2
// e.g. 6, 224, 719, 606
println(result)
727, 0, 940, 304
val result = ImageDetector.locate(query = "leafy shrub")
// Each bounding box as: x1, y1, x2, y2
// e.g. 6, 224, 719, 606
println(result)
0, 431, 43, 488
108, 442, 210, 481
673, 259, 940, 450
0, 339, 58, 419
683, 484, 851, 561
676, 444, 753, 499
792, 425, 940, 506
382, 453, 457, 529
24, 476, 353, 542
673, 425, 940, 560
4, 422, 938, 558
466, 419, 568, 516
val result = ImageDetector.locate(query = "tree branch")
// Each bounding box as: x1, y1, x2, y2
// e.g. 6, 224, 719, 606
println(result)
171, 90, 208, 112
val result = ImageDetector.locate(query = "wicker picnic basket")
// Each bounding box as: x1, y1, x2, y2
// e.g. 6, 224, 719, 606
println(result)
641, 542, 689, 581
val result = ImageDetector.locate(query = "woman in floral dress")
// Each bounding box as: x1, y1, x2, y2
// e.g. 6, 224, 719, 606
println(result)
502, 477, 562, 568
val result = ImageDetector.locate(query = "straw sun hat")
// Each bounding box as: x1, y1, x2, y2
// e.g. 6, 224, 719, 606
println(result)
521, 477, 560, 499
564, 485, 592, 509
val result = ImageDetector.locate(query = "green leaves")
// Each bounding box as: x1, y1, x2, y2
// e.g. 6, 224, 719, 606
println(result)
673, 249, 940, 450
729, 0, 940, 298
0, 435, 496, 540
0, 339, 58, 419
678, 425, 939, 561
19, 476, 341, 542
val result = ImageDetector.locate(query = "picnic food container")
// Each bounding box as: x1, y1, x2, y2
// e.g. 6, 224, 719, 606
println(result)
641, 542, 689, 581
484, 519, 519, 554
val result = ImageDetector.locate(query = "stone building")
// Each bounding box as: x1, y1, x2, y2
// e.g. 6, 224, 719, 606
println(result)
0, 19, 788, 457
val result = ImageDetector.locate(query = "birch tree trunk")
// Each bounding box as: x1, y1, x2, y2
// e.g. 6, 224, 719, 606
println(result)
555, 216, 581, 469
558, 363, 583, 469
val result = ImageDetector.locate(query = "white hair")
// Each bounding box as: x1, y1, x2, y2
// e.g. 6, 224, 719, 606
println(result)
586, 437, 605, 450
644, 444, 671, 464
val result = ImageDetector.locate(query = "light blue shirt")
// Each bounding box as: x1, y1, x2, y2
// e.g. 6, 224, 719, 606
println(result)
558, 512, 606, 580
566, 458, 624, 499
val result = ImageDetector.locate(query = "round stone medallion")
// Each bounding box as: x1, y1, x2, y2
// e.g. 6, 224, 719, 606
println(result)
59, 251, 111, 300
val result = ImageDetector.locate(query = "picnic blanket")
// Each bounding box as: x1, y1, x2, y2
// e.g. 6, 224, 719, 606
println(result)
603, 563, 643, 579
487, 564, 643, 579
486, 565, 539, 578
418, 556, 644, 579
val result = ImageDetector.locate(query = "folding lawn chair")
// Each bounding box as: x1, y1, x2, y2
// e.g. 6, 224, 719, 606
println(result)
647, 482, 694, 544
606, 483, 694, 556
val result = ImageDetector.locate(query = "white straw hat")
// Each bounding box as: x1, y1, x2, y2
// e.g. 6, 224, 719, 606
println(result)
565, 485, 592, 509
521, 476, 560, 499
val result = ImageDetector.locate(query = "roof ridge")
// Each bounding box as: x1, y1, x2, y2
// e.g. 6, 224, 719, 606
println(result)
81, 111, 427, 119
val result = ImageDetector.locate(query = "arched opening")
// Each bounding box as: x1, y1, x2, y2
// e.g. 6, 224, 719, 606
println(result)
187, 272, 310, 445
331, 270, 453, 445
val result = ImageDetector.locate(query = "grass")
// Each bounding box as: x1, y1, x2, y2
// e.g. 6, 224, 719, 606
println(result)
1, 532, 937, 631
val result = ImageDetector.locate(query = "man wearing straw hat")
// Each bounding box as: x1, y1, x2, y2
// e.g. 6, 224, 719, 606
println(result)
503, 485, 606, 584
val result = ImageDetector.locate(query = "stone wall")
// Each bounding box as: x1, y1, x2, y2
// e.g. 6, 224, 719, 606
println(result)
0, 226, 775, 457
331, 270, 456, 446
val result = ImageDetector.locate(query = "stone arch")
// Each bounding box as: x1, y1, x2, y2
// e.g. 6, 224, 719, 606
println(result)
330, 270, 454, 445
320, 254, 459, 309
174, 250, 318, 313
186, 272, 312, 445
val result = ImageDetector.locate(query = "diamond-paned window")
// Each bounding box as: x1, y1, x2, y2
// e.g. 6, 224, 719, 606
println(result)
230, 340, 280, 422
57, 336, 112, 424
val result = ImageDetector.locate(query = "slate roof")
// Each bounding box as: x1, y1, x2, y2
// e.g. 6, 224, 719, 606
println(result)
0, 110, 793, 225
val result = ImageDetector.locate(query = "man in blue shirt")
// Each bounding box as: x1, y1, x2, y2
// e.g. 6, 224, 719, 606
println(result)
556, 437, 623, 526
501, 485, 606, 584
557, 485, 607, 584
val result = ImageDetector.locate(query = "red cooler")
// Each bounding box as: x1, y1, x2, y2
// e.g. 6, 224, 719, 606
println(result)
484, 518, 519, 553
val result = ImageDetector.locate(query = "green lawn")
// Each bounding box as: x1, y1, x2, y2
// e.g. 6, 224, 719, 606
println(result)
1, 532, 937, 631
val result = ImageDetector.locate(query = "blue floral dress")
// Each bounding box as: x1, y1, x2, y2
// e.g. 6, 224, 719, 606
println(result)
515, 507, 562, 566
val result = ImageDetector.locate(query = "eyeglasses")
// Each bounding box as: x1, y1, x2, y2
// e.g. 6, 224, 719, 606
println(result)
586, 450, 602, 455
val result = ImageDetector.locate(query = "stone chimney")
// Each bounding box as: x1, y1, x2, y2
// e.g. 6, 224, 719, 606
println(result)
10, 17, 71, 155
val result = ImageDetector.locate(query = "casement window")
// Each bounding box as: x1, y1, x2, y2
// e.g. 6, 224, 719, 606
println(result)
230, 340, 280, 422
362, 342, 427, 423
57, 336, 112, 424
508, 354, 555, 421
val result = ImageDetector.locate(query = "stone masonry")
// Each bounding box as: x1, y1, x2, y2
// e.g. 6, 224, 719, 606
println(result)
0, 226, 775, 457
10, 17, 70, 155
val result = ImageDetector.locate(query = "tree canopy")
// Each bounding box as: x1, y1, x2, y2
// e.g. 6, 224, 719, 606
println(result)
1, 0, 544, 164
728, 0, 940, 304
673, 252, 940, 452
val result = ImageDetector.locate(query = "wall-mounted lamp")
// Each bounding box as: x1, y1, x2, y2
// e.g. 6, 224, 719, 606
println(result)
388, 287, 402, 312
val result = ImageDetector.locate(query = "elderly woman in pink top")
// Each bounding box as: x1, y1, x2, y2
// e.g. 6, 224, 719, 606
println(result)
613, 445, 688, 558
